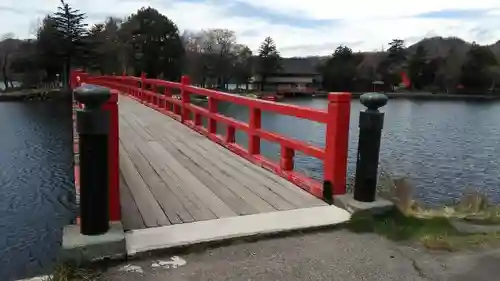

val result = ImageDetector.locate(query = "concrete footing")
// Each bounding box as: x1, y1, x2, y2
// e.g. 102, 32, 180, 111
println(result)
125, 205, 350, 255
334, 193, 394, 215
60, 221, 126, 263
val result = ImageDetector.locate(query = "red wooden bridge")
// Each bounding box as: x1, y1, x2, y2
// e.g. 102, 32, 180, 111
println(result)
71, 71, 352, 254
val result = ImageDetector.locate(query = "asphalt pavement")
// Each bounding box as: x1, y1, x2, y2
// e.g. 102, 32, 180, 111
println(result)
98, 229, 500, 281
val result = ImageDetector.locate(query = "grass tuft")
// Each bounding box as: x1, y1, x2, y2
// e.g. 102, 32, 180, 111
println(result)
345, 209, 500, 251
47, 263, 100, 281
344, 177, 500, 251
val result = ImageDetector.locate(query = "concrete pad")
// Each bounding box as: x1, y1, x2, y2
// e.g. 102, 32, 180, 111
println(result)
60, 221, 126, 263
125, 205, 351, 255
334, 193, 394, 215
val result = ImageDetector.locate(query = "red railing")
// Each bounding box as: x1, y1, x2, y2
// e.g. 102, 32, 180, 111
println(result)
76, 72, 351, 199
71, 70, 121, 222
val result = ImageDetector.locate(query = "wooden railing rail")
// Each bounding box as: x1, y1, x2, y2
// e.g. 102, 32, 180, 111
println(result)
77, 72, 351, 200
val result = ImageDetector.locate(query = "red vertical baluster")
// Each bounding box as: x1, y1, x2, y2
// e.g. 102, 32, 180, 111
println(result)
280, 147, 294, 171
225, 126, 236, 143
323, 92, 351, 196
208, 97, 217, 135
180, 75, 191, 123
248, 107, 261, 155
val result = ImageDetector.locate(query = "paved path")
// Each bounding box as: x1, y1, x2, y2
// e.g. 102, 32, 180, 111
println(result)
98, 229, 500, 281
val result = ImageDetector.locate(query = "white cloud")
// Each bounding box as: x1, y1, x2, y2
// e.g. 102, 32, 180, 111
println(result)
1, 0, 500, 57
234, 0, 500, 20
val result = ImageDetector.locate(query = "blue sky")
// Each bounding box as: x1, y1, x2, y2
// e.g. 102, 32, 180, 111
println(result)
1, 0, 500, 56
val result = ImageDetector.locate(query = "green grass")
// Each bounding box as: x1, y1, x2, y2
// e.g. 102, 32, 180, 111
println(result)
345, 209, 500, 251
346, 210, 458, 241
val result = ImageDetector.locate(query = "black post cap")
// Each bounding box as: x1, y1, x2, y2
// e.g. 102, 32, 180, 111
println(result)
74, 86, 111, 107
360, 92, 388, 111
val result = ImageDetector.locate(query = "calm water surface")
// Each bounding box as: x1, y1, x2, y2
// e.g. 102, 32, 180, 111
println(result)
0, 100, 74, 281
216, 98, 500, 206
1, 97, 500, 279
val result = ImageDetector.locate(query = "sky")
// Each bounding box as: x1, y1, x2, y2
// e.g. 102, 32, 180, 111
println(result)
1, 0, 500, 57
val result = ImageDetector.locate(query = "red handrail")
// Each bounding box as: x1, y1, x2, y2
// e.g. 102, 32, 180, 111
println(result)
77, 72, 351, 199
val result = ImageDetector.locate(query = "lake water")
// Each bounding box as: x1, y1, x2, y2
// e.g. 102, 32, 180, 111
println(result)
217, 98, 500, 206
1, 96, 500, 279
0, 100, 75, 281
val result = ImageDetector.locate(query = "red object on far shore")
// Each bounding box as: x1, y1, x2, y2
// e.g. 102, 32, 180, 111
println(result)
260, 95, 277, 101
401, 71, 411, 88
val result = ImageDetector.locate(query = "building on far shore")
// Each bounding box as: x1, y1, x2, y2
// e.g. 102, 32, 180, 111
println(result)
251, 58, 323, 94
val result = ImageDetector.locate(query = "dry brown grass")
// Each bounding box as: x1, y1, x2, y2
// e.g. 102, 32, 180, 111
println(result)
46, 263, 100, 281
347, 176, 500, 251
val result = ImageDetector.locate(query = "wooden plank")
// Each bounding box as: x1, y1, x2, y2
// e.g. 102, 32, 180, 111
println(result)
136, 142, 220, 222
119, 112, 155, 141
195, 140, 327, 207
119, 126, 187, 224
130, 99, 325, 208
141, 124, 277, 214
119, 144, 170, 227
156, 129, 303, 210
120, 115, 206, 223
120, 100, 237, 219
122, 108, 262, 216
140, 108, 324, 208
118, 95, 325, 220
119, 172, 146, 230
147, 141, 239, 218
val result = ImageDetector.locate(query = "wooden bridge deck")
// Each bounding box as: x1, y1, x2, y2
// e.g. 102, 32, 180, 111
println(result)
118, 95, 327, 231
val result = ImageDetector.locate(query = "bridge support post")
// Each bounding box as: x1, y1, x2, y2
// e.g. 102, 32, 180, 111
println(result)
353, 92, 388, 202
180, 75, 191, 123
75, 86, 111, 235
323, 92, 351, 196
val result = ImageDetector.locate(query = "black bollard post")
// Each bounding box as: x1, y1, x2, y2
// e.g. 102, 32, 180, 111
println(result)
74, 86, 111, 235
353, 92, 388, 202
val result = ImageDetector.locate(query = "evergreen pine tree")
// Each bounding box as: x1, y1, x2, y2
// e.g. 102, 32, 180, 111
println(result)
257, 37, 281, 91
50, 0, 87, 87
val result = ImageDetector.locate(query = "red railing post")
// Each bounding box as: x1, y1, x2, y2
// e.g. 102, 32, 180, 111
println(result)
225, 126, 235, 143
164, 87, 172, 111
103, 91, 120, 221
150, 83, 157, 106
248, 108, 261, 155
208, 98, 217, 134
140, 72, 146, 102
70, 69, 82, 89
280, 147, 294, 171
180, 75, 191, 123
80, 72, 89, 85
323, 92, 351, 196
120, 73, 127, 95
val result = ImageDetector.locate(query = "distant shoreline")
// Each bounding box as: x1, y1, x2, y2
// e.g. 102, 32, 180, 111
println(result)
303, 92, 500, 101
0, 89, 67, 101
349, 92, 500, 101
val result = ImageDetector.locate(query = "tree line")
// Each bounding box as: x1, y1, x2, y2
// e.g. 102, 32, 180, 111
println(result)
1, 0, 499, 94
322, 39, 500, 94
0, 0, 281, 91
